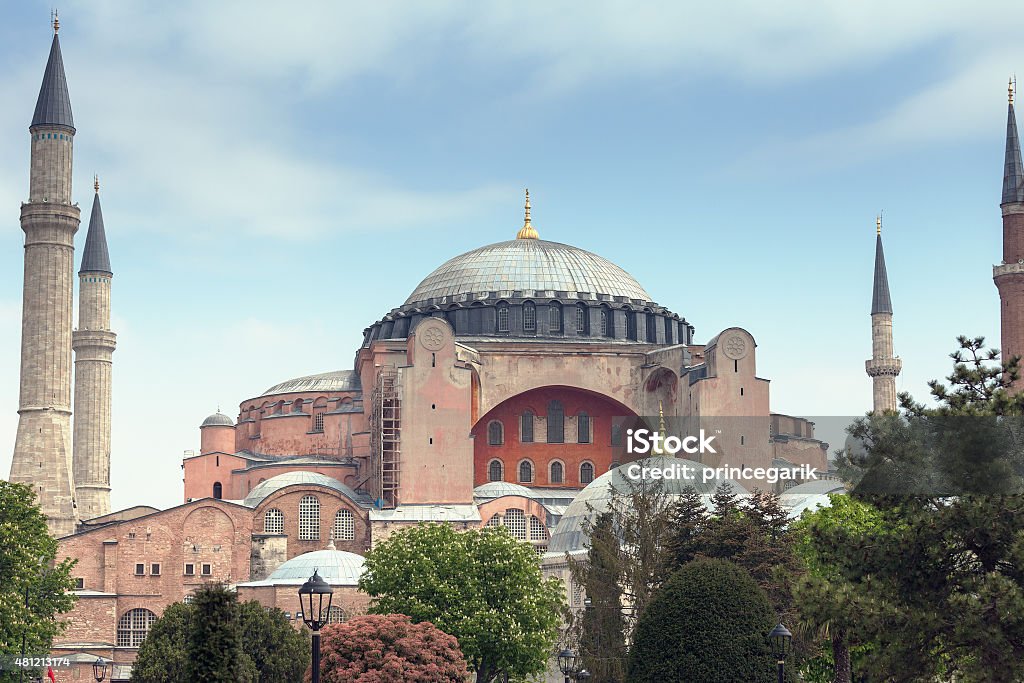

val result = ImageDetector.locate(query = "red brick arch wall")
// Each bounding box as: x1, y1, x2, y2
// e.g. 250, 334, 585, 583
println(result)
473, 386, 637, 488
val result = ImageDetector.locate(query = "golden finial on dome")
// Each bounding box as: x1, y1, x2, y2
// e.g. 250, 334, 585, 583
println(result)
52, 9, 59, 33
94, 174, 99, 194
516, 188, 539, 240
652, 401, 668, 456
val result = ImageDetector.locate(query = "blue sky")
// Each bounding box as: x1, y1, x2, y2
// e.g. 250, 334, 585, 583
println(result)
1, 1, 1023, 510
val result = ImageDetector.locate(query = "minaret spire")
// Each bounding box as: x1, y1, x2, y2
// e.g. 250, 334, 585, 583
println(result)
32, 18, 74, 132
866, 216, 901, 412
73, 181, 117, 519
995, 78, 1024, 392
516, 189, 539, 240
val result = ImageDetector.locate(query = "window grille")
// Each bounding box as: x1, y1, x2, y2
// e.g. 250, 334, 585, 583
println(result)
333, 508, 355, 541
497, 305, 510, 333
530, 515, 548, 541
117, 609, 156, 648
524, 302, 536, 332
264, 508, 284, 534
504, 508, 527, 540
299, 495, 320, 540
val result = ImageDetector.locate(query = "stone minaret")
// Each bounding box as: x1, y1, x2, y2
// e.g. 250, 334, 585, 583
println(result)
865, 217, 901, 412
9, 19, 80, 537
72, 178, 116, 520
995, 79, 1024, 390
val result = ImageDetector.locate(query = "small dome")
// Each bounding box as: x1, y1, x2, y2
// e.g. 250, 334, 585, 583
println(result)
243, 471, 362, 508
201, 412, 234, 427
473, 482, 537, 500
265, 549, 366, 586
262, 370, 361, 396
405, 239, 653, 306
546, 457, 749, 556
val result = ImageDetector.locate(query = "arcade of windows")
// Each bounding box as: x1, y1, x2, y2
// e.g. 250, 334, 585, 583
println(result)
487, 458, 595, 486
485, 508, 550, 551
265, 499, 355, 542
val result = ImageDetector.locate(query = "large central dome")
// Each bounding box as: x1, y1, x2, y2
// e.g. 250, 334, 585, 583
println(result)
405, 239, 652, 306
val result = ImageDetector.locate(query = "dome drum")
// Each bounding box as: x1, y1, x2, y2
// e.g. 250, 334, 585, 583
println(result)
365, 297, 691, 345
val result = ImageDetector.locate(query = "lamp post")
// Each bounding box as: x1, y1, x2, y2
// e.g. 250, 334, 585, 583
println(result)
557, 649, 590, 683
92, 656, 108, 682
298, 569, 334, 683
768, 623, 792, 683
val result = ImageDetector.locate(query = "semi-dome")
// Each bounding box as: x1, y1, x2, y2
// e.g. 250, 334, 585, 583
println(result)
264, 548, 365, 585
473, 481, 537, 500
200, 412, 234, 427
262, 370, 360, 396
546, 456, 749, 556
405, 239, 653, 306
243, 471, 364, 507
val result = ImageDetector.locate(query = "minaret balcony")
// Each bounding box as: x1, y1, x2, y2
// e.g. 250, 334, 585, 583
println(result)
994, 262, 1024, 279
865, 358, 902, 377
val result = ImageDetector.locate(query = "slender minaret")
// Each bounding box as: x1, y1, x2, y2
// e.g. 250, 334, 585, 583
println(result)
9, 16, 80, 537
995, 78, 1024, 390
72, 176, 116, 520
865, 216, 902, 412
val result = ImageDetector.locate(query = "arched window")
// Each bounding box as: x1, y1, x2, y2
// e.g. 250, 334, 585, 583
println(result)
263, 508, 284, 534
626, 310, 638, 340
580, 462, 595, 485
521, 412, 534, 443
599, 308, 609, 337
333, 508, 355, 541
519, 460, 534, 483
488, 420, 504, 446
212, 482, 222, 499
299, 495, 320, 540
446, 306, 459, 333
313, 411, 325, 433
549, 302, 561, 332
497, 303, 510, 333
117, 608, 156, 648
575, 305, 588, 335
550, 461, 564, 484
578, 413, 591, 444
485, 513, 502, 527
665, 317, 674, 344
293, 398, 305, 414
488, 459, 503, 482
646, 312, 657, 343
523, 301, 536, 333
469, 303, 484, 334
504, 508, 527, 540
530, 515, 549, 541
547, 400, 564, 444
326, 606, 347, 624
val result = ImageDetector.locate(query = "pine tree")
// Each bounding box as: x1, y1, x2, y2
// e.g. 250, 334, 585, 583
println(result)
661, 486, 705, 572
570, 513, 627, 682
186, 584, 246, 682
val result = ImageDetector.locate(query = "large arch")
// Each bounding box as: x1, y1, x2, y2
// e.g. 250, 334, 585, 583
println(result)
470, 385, 639, 488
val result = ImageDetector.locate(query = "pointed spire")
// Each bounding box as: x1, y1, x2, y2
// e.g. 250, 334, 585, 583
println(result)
1003, 78, 1024, 205
516, 189, 539, 240
80, 188, 111, 274
871, 215, 892, 315
31, 24, 74, 131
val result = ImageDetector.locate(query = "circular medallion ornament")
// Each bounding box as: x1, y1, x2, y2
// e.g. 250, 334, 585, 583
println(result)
420, 324, 447, 351
722, 334, 748, 360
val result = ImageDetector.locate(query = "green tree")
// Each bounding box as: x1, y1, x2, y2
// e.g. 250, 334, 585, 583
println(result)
131, 589, 309, 683
0, 482, 76, 683
187, 583, 244, 682
798, 336, 1024, 681
358, 523, 564, 683
314, 614, 467, 682
569, 513, 626, 682
627, 558, 778, 683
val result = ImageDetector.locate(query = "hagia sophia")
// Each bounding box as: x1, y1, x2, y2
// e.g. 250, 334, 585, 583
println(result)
10, 18, 1022, 683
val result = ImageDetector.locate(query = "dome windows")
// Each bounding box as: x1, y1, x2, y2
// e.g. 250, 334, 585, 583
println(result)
299, 495, 320, 540
496, 303, 510, 333
523, 301, 536, 333
549, 302, 562, 333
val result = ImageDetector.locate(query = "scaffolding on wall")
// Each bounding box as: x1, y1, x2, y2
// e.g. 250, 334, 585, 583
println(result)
371, 367, 401, 508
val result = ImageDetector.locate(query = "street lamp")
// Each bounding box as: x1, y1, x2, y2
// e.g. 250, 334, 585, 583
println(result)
557, 649, 589, 682
298, 569, 334, 683
92, 656, 108, 682
768, 623, 793, 683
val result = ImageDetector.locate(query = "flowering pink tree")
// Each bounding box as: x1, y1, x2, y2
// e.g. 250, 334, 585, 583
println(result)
311, 614, 469, 682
